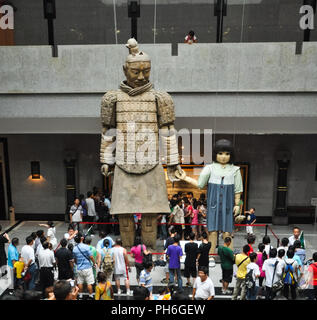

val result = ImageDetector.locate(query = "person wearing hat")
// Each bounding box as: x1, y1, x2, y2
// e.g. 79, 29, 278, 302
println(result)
176, 139, 243, 254
99, 38, 184, 249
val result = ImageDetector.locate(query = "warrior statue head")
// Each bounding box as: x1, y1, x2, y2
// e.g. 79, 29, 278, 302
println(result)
123, 38, 151, 89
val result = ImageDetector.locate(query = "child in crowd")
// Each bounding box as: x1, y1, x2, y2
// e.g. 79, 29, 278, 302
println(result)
277, 238, 289, 257
95, 271, 114, 300
139, 262, 154, 294
245, 208, 256, 236
13, 254, 25, 289
246, 252, 260, 300
246, 234, 256, 256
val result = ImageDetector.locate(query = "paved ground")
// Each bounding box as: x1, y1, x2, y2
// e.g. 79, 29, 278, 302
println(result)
0, 220, 316, 300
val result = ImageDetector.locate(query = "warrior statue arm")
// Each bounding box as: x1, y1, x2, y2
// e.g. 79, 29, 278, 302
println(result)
156, 91, 184, 182
100, 91, 117, 176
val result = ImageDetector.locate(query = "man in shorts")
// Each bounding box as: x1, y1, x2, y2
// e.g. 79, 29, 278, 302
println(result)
72, 233, 96, 299
217, 237, 235, 294
112, 238, 132, 295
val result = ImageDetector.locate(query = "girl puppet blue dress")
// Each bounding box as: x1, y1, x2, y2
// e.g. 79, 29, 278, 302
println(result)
176, 139, 243, 254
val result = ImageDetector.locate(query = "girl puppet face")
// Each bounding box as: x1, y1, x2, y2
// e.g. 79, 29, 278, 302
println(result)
216, 151, 231, 165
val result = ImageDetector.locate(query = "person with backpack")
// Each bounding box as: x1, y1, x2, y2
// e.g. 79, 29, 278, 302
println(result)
97, 239, 114, 282
232, 245, 251, 300
283, 249, 299, 300
246, 252, 260, 300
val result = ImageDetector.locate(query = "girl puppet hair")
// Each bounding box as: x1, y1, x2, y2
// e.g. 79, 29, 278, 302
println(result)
212, 139, 235, 164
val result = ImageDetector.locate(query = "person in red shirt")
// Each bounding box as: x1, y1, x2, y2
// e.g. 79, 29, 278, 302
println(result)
184, 30, 197, 44
306, 252, 317, 300
246, 234, 256, 256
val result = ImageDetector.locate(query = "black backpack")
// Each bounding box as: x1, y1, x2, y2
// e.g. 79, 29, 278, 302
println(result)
141, 244, 152, 267
245, 269, 255, 289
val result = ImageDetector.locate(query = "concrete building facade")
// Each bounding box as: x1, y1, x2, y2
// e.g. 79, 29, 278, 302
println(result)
0, 2, 316, 223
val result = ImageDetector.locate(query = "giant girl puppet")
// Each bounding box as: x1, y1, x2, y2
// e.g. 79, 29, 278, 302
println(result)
176, 139, 243, 254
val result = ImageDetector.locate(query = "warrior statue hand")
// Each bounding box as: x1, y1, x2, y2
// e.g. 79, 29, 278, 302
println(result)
167, 164, 183, 182
101, 164, 112, 177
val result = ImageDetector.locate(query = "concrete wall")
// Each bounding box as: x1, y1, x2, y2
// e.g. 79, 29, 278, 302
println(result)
10, 0, 314, 45
3, 134, 317, 218
1, 42, 317, 94
6, 134, 102, 215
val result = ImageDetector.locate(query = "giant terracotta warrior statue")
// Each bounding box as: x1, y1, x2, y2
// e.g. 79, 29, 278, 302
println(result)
100, 38, 182, 249
176, 139, 243, 254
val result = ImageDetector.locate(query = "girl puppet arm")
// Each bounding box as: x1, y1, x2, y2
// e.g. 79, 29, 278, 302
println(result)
233, 168, 243, 216
175, 165, 211, 189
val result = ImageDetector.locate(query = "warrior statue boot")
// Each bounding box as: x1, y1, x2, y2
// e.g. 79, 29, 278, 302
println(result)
208, 231, 218, 255
118, 214, 135, 248
141, 213, 157, 250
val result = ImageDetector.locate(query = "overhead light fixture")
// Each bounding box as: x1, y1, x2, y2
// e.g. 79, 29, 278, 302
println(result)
31, 161, 40, 179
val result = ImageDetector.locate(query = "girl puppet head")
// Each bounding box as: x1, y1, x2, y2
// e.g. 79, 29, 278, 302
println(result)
213, 139, 235, 165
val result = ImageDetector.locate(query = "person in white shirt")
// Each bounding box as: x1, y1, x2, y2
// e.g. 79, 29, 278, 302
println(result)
277, 248, 286, 270
38, 241, 56, 295
21, 236, 38, 290
246, 252, 261, 300
262, 235, 273, 257
86, 191, 97, 232
104, 195, 111, 210
192, 266, 215, 300
64, 225, 78, 246
262, 248, 283, 300
69, 197, 84, 232
39, 221, 58, 249
288, 227, 301, 246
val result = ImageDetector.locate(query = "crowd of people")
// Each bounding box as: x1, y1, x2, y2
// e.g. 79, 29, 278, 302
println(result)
0, 187, 316, 301
217, 227, 317, 301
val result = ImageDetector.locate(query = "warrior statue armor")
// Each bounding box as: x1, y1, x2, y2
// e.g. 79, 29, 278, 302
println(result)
100, 38, 183, 249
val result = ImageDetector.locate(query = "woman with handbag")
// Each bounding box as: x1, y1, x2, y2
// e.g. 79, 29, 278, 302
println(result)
131, 236, 148, 284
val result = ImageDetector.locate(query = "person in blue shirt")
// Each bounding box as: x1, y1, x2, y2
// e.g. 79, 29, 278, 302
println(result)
7, 237, 19, 290
139, 261, 154, 294
96, 230, 114, 250
293, 240, 306, 265
7, 237, 19, 269
286, 245, 303, 281
73, 233, 96, 299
